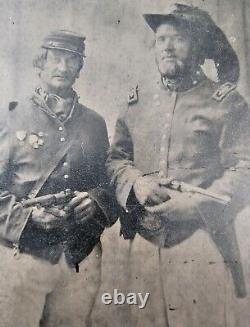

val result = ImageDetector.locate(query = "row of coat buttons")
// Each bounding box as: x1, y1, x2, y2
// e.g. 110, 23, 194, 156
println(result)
59, 125, 68, 179
154, 92, 176, 107
158, 92, 177, 176
58, 126, 65, 142
63, 159, 69, 179
63, 160, 69, 179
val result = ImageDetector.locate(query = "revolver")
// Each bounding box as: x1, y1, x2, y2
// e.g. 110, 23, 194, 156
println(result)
22, 189, 75, 208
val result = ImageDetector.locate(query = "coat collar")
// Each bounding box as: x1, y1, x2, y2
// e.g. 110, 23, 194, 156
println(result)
160, 68, 206, 92
31, 87, 79, 123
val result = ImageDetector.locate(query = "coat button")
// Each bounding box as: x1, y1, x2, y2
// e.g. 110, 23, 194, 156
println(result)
162, 134, 167, 140
64, 174, 69, 179
59, 126, 63, 131
28, 191, 36, 198
63, 162, 68, 167
60, 137, 65, 142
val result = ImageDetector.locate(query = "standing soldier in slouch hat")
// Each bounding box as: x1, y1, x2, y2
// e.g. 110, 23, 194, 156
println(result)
0, 30, 117, 327
106, 3, 250, 326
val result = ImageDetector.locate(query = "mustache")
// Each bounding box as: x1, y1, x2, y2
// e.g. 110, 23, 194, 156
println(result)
160, 53, 177, 60
52, 73, 71, 78
159, 56, 184, 67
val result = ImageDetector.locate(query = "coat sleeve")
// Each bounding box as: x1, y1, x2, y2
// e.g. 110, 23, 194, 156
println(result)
148, 92, 250, 234
106, 110, 143, 210
0, 116, 32, 245
88, 116, 118, 227
191, 93, 250, 234
150, 93, 250, 234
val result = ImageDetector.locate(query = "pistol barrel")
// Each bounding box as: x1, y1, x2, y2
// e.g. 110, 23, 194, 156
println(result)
169, 180, 231, 204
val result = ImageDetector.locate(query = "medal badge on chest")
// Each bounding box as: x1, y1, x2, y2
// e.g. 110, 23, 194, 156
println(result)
15, 130, 27, 142
16, 130, 45, 149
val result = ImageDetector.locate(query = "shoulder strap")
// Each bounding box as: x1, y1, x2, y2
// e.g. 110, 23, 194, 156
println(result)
9, 101, 18, 111
212, 82, 236, 102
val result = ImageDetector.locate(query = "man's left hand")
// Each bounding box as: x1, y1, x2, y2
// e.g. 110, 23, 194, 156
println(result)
145, 190, 201, 223
64, 191, 97, 224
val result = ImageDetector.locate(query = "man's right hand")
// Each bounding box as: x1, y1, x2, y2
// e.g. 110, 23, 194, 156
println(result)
133, 175, 172, 206
31, 206, 69, 231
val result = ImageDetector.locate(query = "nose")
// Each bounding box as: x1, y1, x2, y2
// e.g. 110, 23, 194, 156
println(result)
164, 37, 175, 52
57, 59, 68, 72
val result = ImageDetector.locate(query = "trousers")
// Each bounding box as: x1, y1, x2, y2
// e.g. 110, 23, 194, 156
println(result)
0, 243, 101, 327
92, 210, 250, 327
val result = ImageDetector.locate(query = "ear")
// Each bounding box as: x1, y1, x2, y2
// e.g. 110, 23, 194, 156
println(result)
36, 66, 43, 79
150, 38, 156, 50
76, 61, 84, 78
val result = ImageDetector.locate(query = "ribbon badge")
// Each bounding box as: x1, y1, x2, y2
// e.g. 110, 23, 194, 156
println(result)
28, 132, 45, 149
16, 130, 27, 142
16, 130, 45, 149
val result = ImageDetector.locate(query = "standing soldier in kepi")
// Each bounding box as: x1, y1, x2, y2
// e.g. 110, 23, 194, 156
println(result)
0, 30, 117, 327
107, 3, 250, 326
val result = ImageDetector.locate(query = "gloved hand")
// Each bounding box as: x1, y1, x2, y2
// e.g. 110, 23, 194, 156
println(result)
133, 175, 172, 206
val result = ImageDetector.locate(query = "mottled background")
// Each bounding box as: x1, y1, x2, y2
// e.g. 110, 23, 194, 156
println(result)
1, 0, 250, 325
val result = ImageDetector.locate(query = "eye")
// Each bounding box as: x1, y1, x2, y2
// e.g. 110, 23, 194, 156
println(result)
51, 56, 61, 64
156, 35, 166, 43
66, 58, 79, 69
175, 36, 185, 42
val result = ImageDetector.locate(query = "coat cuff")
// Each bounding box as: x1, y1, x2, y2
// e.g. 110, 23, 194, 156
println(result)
3, 203, 33, 246
116, 168, 143, 211
88, 187, 118, 227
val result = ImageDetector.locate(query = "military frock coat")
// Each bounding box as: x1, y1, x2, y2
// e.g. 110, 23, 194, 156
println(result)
0, 91, 117, 266
106, 72, 250, 297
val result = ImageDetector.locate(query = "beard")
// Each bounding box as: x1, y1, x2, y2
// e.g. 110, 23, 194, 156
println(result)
156, 57, 188, 79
